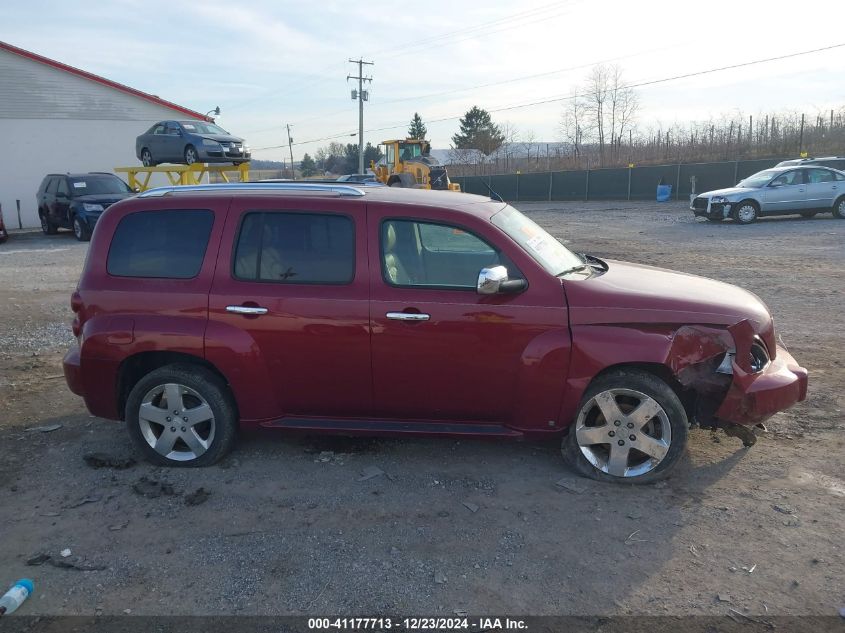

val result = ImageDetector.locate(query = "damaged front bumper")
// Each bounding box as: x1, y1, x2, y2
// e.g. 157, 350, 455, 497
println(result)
691, 198, 733, 220
668, 321, 808, 430
715, 344, 808, 426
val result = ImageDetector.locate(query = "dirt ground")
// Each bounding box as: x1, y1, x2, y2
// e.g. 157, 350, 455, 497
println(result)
0, 202, 842, 618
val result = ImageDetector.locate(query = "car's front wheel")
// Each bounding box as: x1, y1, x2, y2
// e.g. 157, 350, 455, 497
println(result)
732, 201, 758, 224
72, 215, 91, 241
125, 364, 237, 467
184, 145, 199, 165
833, 196, 845, 219
561, 369, 688, 483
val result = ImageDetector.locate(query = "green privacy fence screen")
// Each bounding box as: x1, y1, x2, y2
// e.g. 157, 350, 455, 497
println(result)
451, 158, 787, 202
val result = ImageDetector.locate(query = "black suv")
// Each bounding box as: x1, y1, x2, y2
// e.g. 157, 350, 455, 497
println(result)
37, 173, 134, 241
776, 156, 845, 171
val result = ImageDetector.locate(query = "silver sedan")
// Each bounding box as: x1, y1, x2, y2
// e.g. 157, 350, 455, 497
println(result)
691, 166, 845, 224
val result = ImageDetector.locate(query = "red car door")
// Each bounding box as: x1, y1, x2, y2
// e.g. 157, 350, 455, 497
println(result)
366, 201, 571, 431
207, 196, 372, 422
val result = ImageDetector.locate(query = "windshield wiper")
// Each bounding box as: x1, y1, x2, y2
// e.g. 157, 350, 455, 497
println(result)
556, 264, 587, 276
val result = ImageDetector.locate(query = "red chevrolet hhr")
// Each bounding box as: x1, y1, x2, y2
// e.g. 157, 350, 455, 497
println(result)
63, 183, 808, 482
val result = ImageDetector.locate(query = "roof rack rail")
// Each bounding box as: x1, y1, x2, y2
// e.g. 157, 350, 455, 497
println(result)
137, 182, 367, 198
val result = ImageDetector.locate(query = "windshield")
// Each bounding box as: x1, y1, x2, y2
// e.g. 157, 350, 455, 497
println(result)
68, 176, 131, 195
490, 205, 584, 275
180, 121, 229, 135
737, 169, 779, 188
398, 143, 422, 160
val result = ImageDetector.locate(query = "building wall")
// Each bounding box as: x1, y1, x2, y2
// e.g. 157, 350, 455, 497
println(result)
0, 47, 198, 228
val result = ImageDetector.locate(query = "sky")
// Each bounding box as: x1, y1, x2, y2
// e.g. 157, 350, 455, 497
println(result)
3, 0, 845, 162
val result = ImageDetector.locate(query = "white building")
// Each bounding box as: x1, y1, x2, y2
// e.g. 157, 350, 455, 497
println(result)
0, 41, 209, 229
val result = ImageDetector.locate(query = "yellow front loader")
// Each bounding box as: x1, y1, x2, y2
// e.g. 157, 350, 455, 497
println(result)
371, 139, 460, 191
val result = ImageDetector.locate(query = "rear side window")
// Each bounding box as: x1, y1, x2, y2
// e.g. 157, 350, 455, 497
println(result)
233, 212, 354, 284
107, 210, 214, 279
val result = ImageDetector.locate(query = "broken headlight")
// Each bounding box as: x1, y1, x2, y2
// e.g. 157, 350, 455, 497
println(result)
749, 339, 770, 372
716, 338, 770, 375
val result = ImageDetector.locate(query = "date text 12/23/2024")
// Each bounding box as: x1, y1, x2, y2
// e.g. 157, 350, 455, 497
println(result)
308, 617, 527, 630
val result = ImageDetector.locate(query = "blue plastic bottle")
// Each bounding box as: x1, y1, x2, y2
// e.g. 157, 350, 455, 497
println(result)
0, 579, 34, 615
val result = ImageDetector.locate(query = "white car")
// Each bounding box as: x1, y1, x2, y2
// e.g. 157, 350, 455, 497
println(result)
691, 166, 845, 224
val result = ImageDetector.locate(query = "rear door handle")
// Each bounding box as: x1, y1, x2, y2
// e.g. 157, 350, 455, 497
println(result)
226, 305, 268, 315
386, 311, 430, 321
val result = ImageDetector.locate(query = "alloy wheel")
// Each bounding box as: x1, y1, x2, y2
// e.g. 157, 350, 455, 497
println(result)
185, 147, 197, 165
574, 388, 672, 478
138, 383, 216, 461
141, 149, 152, 167
73, 217, 83, 240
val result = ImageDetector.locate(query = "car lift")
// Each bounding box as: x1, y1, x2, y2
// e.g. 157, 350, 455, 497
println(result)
114, 163, 250, 193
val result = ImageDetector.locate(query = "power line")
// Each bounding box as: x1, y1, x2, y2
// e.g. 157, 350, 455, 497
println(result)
249, 40, 678, 136
252, 41, 844, 152
232, 1, 578, 120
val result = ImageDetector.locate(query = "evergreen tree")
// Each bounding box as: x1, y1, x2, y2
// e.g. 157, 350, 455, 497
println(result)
299, 153, 317, 177
344, 143, 383, 174
451, 106, 505, 155
408, 113, 427, 140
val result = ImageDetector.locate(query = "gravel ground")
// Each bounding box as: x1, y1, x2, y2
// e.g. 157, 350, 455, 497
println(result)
0, 204, 842, 618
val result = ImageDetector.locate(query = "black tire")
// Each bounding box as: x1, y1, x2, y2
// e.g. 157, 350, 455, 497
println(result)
125, 364, 238, 467
184, 145, 199, 165
800, 211, 817, 218
833, 196, 845, 219
141, 148, 155, 167
561, 369, 688, 484
72, 215, 91, 242
732, 200, 758, 225
40, 212, 57, 235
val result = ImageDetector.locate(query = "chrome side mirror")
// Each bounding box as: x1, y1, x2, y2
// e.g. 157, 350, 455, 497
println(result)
477, 266, 527, 295
477, 265, 509, 295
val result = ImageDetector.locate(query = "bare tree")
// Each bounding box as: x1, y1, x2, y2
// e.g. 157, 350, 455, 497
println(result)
607, 64, 638, 163
559, 89, 588, 167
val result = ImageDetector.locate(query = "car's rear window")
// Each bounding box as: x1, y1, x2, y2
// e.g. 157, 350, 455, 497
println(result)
233, 211, 354, 284
107, 210, 214, 279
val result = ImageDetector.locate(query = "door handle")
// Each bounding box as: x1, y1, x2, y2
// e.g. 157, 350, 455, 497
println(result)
226, 305, 268, 315
386, 311, 430, 321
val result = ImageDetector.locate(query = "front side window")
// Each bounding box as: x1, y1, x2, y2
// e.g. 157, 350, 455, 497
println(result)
56, 178, 69, 197
381, 219, 512, 289
770, 170, 803, 186
107, 210, 214, 278
233, 212, 355, 284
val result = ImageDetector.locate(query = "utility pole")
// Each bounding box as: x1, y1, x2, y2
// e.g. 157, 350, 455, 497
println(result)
348, 58, 373, 174
286, 124, 295, 180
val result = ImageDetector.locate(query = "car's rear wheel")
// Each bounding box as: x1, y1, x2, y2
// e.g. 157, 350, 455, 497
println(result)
141, 148, 155, 167
184, 145, 198, 165
561, 369, 688, 483
40, 212, 57, 235
125, 364, 237, 467
800, 211, 817, 218
732, 201, 758, 224
72, 216, 91, 242
833, 196, 845, 219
